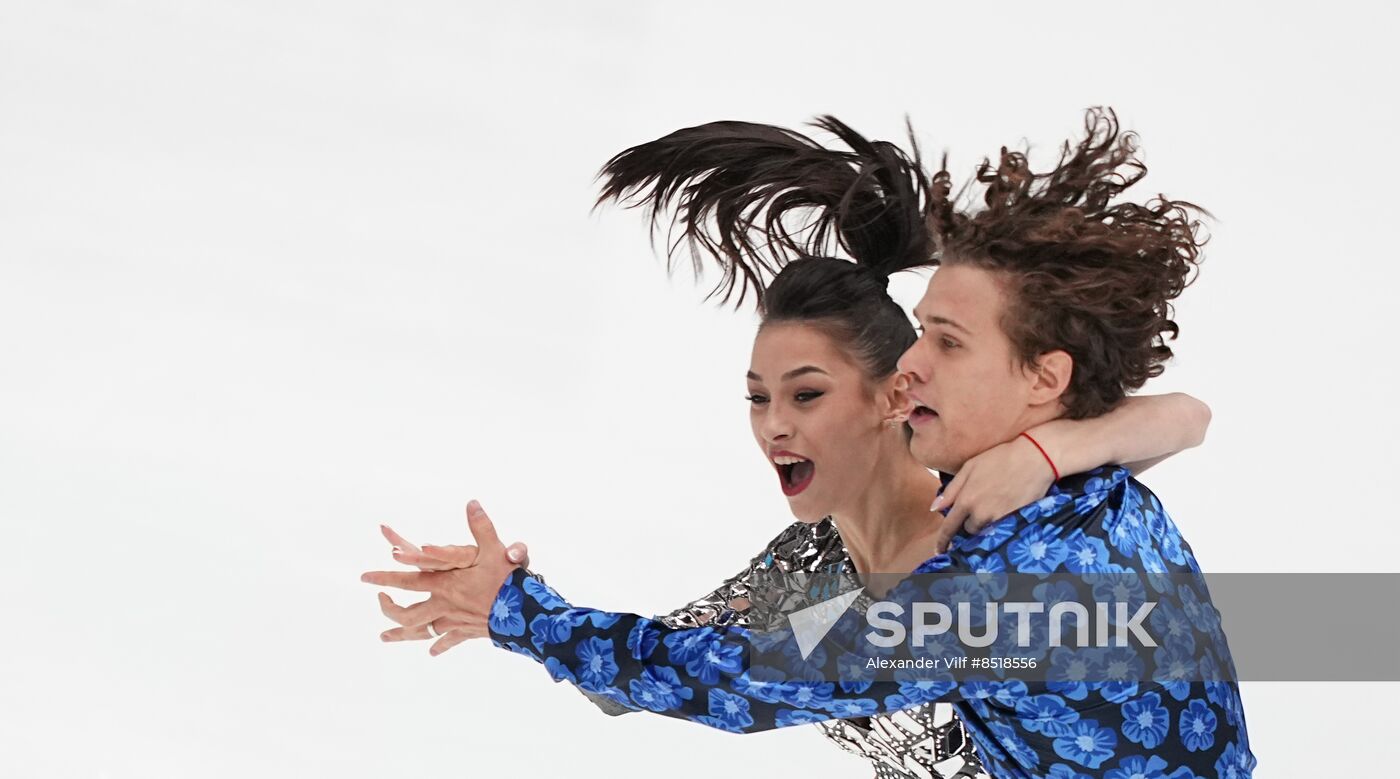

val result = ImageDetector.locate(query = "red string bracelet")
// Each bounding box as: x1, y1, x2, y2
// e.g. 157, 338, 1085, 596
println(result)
1019, 431, 1059, 481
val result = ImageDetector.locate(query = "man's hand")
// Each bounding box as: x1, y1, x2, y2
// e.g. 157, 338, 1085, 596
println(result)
361, 500, 523, 656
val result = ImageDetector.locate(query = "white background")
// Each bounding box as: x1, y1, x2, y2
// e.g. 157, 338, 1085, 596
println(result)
2, 2, 1396, 776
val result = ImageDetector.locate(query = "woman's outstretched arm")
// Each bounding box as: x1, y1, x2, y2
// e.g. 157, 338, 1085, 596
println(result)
374, 516, 855, 726
571, 543, 771, 716
487, 564, 951, 734
364, 504, 952, 735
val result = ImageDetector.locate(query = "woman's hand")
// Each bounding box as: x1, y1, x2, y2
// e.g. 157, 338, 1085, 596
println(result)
361, 500, 524, 656
929, 434, 1055, 553
380, 523, 529, 572
371, 523, 530, 654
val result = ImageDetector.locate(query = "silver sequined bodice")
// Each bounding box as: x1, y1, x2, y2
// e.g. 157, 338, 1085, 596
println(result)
583, 518, 989, 779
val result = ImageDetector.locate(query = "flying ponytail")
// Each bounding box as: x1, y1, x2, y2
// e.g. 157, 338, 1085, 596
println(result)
595, 116, 936, 309
595, 116, 935, 381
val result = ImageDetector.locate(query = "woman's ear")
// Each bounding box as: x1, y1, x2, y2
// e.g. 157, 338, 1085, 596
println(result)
1026, 349, 1073, 406
880, 371, 916, 424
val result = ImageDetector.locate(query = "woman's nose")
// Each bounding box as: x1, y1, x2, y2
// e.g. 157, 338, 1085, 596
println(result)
759, 408, 794, 441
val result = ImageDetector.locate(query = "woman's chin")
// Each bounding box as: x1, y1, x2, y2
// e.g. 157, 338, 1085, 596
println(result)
785, 496, 828, 524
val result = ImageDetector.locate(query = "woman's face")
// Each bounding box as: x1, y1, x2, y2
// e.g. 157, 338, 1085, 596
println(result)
746, 321, 897, 523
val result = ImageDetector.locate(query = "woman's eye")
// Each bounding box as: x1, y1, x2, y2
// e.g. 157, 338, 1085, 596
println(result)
795, 391, 824, 403
745, 394, 769, 405
941, 336, 960, 350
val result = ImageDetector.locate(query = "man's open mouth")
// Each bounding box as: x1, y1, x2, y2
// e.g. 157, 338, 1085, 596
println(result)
909, 404, 939, 425
772, 452, 815, 496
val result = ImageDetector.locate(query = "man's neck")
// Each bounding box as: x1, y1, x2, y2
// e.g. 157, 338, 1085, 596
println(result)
934, 403, 1067, 476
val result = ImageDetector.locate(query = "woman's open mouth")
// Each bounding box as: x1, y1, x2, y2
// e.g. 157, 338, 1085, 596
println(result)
771, 452, 815, 496
908, 404, 939, 426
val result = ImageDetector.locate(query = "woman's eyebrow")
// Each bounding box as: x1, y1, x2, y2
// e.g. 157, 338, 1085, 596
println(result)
783, 365, 829, 380
746, 366, 830, 382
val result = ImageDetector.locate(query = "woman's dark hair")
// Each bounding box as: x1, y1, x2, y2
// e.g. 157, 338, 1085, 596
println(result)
926, 107, 1208, 419
595, 116, 933, 380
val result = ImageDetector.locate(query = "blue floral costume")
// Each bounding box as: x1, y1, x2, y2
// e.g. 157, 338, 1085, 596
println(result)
488, 466, 1256, 778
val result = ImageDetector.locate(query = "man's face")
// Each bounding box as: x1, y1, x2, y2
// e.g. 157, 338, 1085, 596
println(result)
897, 264, 1048, 473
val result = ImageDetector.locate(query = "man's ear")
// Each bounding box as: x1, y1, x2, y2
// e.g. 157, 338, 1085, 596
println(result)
1026, 349, 1073, 406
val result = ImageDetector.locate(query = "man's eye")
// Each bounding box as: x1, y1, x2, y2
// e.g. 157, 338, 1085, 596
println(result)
795, 391, 824, 403
746, 394, 769, 405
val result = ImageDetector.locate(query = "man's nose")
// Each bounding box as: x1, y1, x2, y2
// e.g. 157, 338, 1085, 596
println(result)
896, 341, 929, 381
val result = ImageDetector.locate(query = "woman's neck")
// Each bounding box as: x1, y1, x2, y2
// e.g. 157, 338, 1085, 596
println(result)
830, 447, 950, 596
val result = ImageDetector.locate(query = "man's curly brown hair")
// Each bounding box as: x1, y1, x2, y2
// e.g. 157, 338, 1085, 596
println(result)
927, 107, 1209, 419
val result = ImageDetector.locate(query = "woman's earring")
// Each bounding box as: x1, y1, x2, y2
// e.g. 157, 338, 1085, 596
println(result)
886, 418, 900, 429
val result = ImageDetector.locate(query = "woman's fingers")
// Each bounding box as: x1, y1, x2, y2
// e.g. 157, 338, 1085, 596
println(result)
928, 471, 966, 552
936, 495, 979, 554
420, 544, 479, 566
505, 541, 529, 566
963, 511, 998, 535
405, 539, 521, 570
930, 505, 966, 554
380, 623, 432, 642
397, 545, 477, 571
362, 570, 435, 592
378, 591, 414, 622
429, 630, 475, 656
381, 525, 479, 570
379, 615, 474, 642
465, 500, 503, 551
929, 519, 957, 555
380, 524, 422, 555
932, 470, 965, 514
434, 617, 473, 631
382, 524, 457, 568
390, 548, 453, 570
377, 591, 452, 627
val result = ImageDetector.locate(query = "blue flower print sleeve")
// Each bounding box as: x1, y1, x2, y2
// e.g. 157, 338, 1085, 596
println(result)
487, 466, 1257, 779
487, 565, 934, 731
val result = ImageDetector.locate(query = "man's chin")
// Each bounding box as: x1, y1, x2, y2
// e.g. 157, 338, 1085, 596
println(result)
909, 435, 961, 474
